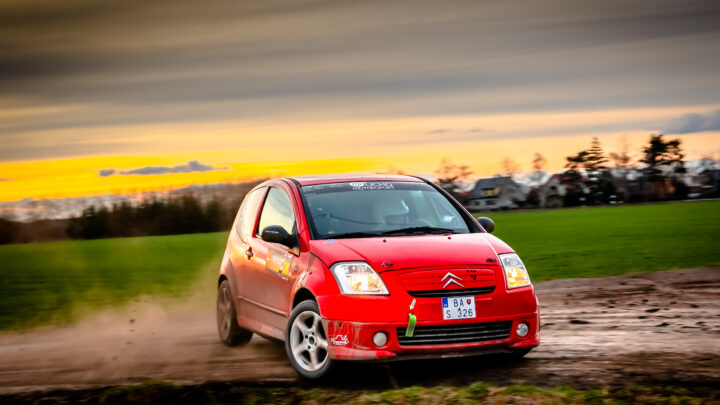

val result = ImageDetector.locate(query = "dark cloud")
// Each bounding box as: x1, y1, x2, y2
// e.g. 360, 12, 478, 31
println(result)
662, 109, 720, 134
426, 129, 449, 134
1, 0, 720, 160
0, 141, 137, 161
0, 178, 10, 181
100, 160, 228, 176
3, 1, 719, 106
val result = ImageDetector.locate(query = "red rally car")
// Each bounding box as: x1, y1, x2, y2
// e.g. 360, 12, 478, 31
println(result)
217, 174, 539, 379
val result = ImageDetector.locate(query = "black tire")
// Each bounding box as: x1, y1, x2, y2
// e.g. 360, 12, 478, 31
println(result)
285, 300, 333, 379
217, 279, 253, 346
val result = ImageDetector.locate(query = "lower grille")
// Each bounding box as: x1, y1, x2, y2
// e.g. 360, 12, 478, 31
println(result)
397, 321, 512, 346
407, 286, 495, 298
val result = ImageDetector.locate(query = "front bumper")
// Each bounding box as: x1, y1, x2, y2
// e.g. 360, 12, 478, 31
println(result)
316, 276, 540, 361
322, 313, 539, 361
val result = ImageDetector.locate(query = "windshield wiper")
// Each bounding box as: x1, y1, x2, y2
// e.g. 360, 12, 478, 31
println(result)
321, 231, 381, 240
381, 226, 456, 235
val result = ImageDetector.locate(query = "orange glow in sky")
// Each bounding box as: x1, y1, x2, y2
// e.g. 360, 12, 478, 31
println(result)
1, 106, 718, 201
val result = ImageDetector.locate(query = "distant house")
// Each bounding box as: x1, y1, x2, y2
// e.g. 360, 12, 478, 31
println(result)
698, 169, 720, 197
534, 174, 567, 208
533, 172, 597, 208
466, 176, 526, 211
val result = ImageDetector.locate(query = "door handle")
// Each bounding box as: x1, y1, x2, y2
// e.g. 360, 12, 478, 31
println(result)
244, 248, 253, 259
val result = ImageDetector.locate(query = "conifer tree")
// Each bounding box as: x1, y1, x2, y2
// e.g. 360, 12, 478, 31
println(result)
584, 137, 608, 172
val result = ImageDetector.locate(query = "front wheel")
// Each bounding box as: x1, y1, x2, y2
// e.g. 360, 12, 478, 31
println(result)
217, 280, 253, 346
285, 300, 333, 379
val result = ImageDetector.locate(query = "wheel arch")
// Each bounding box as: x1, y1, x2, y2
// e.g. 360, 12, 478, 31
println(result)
218, 254, 239, 300
292, 287, 316, 308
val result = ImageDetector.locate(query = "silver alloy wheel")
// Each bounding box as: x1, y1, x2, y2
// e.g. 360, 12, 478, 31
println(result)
217, 284, 232, 340
289, 310, 328, 372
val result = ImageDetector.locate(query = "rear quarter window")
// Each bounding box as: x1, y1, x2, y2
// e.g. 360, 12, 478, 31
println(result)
234, 187, 266, 242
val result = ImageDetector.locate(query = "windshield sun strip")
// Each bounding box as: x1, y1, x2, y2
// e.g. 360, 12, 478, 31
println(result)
293, 179, 480, 240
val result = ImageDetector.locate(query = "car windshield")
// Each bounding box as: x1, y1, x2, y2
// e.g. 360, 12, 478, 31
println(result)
301, 181, 471, 239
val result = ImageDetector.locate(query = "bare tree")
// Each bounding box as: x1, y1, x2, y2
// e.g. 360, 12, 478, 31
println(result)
531, 153, 547, 172
384, 165, 406, 175
527, 153, 547, 184
609, 135, 631, 170
435, 158, 473, 192
501, 157, 520, 176
609, 135, 632, 202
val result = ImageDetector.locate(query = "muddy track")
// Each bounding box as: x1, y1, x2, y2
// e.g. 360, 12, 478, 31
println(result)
0, 267, 718, 395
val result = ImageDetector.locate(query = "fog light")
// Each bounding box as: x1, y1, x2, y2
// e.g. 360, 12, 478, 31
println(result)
373, 331, 388, 347
516, 322, 529, 338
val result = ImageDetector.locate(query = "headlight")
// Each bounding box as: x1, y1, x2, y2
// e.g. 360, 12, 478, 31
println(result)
500, 253, 531, 289
329, 261, 389, 295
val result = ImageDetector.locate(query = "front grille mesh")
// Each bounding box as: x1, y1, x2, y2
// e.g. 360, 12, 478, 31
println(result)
397, 321, 512, 346
407, 286, 495, 298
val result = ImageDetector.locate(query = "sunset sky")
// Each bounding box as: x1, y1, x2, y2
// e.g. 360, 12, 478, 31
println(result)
1, 0, 719, 201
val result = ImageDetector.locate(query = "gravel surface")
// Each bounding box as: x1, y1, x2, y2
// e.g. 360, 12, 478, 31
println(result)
0, 267, 718, 394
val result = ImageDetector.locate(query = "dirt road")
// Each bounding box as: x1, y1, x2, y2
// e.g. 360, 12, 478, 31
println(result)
0, 267, 718, 394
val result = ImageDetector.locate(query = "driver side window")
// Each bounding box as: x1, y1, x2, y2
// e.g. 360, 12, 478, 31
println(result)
427, 193, 465, 228
257, 187, 297, 240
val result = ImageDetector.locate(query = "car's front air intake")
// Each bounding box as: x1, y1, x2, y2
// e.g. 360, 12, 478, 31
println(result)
396, 321, 512, 346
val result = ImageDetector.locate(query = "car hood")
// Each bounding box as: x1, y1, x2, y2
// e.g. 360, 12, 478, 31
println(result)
309, 233, 513, 271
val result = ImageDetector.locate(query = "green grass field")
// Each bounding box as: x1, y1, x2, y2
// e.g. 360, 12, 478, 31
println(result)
0, 200, 718, 331
477, 200, 720, 280
0, 233, 228, 330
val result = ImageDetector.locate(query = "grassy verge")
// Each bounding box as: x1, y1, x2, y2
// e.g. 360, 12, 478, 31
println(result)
0, 200, 718, 330
2, 379, 718, 404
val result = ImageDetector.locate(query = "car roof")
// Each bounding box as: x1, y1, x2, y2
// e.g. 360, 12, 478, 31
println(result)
287, 174, 425, 186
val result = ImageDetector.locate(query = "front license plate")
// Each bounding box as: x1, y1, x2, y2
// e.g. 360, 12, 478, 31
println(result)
442, 296, 476, 320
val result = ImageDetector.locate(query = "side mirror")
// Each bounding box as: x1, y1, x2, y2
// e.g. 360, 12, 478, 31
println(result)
476, 216, 495, 233
261, 225, 294, 247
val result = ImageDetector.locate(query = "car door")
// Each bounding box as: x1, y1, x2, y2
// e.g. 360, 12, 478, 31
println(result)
243, 185, 300, 333
227, 186, 267, 304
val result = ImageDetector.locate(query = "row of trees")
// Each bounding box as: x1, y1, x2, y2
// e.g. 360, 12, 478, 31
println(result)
1, 181, 265, 244
0, 195, 242, 244
558, 137, 618, 205
434, 133, 690, 206
564, 134, 683, 176
66, 196, 240, 240
559, 134, 687, 205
